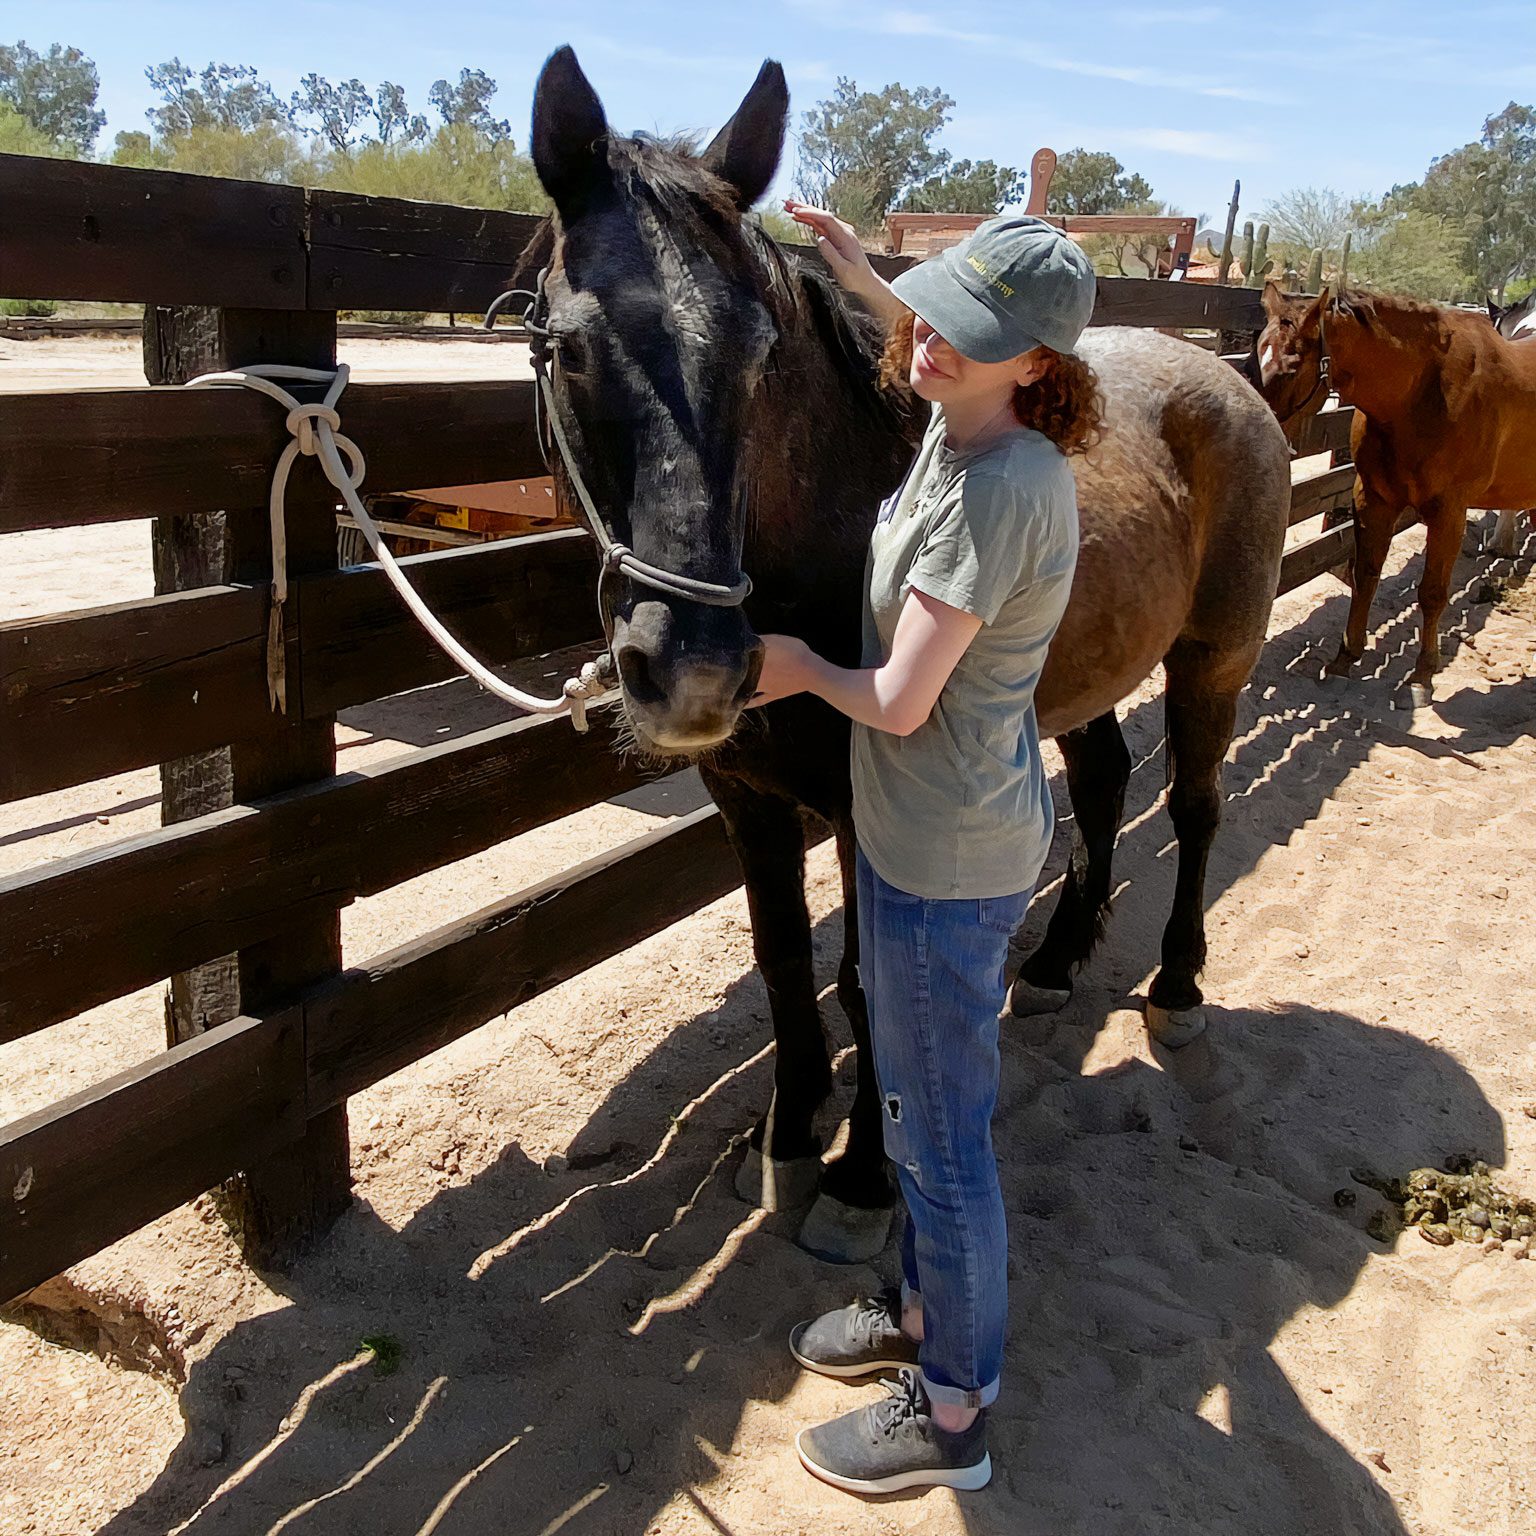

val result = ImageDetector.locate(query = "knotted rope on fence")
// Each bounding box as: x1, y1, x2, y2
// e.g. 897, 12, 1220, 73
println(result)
186, 364, 613, 730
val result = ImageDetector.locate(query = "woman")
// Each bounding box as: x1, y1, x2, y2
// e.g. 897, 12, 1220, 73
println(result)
753, 202, 1102, 1496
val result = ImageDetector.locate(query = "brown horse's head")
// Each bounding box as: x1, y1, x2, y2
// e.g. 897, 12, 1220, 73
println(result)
528, 47, 790, 755
1256, 280, 1330, 442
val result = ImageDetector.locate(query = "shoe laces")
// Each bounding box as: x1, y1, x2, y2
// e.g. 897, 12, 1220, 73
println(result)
851, 1295, 895, 1344
871, 1368, 927, 1439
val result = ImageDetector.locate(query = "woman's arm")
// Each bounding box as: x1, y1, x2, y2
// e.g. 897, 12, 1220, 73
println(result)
783, 201, 908, 329
751, 588, 982, 736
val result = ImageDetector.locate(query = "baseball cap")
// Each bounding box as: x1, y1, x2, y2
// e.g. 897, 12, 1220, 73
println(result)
890, 215, 1098, 363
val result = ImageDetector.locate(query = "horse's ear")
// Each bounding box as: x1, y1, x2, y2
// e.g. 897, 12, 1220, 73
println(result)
1304, 286, 1330, 329
702, 60, 788, 211
1261, 278, 1286, 316
532, 46, 610, 218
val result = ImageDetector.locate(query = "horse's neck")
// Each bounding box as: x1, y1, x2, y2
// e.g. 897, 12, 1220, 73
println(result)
743, 279, 911, 579
1330, 310, 1426, 416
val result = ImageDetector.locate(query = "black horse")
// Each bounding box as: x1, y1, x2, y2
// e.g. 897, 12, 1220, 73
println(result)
523, 48, 1290, 1261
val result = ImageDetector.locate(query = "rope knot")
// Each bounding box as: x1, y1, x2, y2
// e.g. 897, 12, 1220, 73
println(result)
285, 401, 342, 456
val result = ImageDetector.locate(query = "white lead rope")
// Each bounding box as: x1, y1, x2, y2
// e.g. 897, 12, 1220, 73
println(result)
186, 363, 613, 730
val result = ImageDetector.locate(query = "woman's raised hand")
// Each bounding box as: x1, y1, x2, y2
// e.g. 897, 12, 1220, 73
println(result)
784, 200, 874, 294
783, 201, 905, 326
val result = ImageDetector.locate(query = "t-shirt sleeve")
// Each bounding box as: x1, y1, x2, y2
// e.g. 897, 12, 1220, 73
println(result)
905, 469, 1035, 625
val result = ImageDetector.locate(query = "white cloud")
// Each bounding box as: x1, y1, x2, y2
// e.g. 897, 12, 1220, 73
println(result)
834, 5, 1289, 103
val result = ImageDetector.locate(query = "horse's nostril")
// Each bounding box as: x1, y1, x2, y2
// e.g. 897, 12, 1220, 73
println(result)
615, 644, 665, 707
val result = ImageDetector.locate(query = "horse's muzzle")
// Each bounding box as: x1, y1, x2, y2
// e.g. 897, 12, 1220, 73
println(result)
611, 603, 762, 753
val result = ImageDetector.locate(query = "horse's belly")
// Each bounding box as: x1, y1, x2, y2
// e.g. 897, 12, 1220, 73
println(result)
1036, 508, 1196, 738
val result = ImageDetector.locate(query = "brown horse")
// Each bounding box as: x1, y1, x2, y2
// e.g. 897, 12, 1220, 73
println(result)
526, 46, 1291, 1261
1258, 282, 1536, 701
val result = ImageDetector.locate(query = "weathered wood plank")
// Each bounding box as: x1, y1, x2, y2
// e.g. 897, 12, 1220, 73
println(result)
1278, 523, 1354, 594
0, 154, 306, 309
308, 191, 543, 314
1288, 464, 1357, 526
0, 584, 270, 803
0, 531, 601, 803
306, 805, 741, 1109
297, 527, 598, 716
0, 379, 544, 534
0, 1012, 305, 1304
0, 711, 655, 1042
1291, 406, 1356, 462
1089, 278, 1263, 332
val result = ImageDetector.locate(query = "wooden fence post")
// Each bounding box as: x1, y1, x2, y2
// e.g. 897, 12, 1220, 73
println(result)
143, 303, 352, 1267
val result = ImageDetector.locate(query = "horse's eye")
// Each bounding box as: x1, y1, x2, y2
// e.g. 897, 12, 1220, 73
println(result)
554, 332, 590, 374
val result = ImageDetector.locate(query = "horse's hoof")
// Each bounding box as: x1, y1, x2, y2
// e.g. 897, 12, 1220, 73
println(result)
734, 1146, 821, 1211
797, 1194, 894, 1264
1408, 680, 1434, 709
1005, 978, 1072, 1018
1146, 1002, 1207, 1048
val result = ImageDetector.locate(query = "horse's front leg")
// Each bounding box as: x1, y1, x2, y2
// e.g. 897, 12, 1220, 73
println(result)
1407, 498, 1466, 705
799, 819, 896, 1264
703, 770, 830, 1211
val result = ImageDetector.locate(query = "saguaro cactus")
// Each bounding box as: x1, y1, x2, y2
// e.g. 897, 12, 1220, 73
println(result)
1306, 248, 1324, 292
1339, 231, 1352, 292
1242, 223, 1272, 287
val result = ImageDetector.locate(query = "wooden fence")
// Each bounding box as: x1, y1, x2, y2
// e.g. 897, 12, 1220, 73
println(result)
0, 153, 1374, 1304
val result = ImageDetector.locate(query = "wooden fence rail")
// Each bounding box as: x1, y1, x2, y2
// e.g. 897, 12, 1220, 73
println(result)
1, 806, 741, 1301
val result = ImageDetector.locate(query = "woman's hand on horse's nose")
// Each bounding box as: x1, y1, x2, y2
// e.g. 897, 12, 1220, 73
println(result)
784, 201, 871, 293
749, 632, 814, 707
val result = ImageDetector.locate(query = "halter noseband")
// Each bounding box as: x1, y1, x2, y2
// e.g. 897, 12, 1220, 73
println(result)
485, 271, 754, 636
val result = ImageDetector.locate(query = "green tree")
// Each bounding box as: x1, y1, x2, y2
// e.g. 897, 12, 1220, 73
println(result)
144, 59, 292, 137
1046, 148, 1153, 216
291, 74, 374, 154
374, 81, 427, 146
1261, 185, 1354, 257
0, 39, 104, 152
1410, 101, 1536, 300
330, 123, 545, 210
1348, 199, 1473, 300
113, 119, 311, 184
0, 99, 66, 156
899, 158, 1026, 214
795, 78, 954, 233
428, 68, 510, 141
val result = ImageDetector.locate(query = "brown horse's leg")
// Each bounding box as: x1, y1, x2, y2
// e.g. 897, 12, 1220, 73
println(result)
799, 821, 896, 1263
1327, 488, 1398, 674
1407, 500, 1466, 703
703, 774, 830, 1209
1008, 711, 1130, 1017
1145, 640, 1241, 1047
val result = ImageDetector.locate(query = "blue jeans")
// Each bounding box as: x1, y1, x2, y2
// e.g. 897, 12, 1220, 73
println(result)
856, 847, 1033, 1411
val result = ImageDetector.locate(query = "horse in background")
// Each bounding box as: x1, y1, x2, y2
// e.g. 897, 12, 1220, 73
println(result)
1258, 284, 1536, 701
1489, 291, 1536, 340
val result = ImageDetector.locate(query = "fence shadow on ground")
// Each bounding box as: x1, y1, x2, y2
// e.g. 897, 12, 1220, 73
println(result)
93, 535, 1524, 1535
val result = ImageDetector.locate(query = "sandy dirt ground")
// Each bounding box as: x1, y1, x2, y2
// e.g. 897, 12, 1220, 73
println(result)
2, 339, 1535, 1536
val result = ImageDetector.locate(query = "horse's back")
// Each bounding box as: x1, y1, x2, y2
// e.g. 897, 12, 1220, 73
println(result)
1038, 329, 1289, 734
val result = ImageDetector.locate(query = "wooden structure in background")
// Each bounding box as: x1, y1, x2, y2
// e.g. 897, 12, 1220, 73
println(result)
886, 144, 1197, 277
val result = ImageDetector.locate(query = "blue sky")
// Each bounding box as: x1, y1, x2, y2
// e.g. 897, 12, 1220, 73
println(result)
17, 0, 1536, 227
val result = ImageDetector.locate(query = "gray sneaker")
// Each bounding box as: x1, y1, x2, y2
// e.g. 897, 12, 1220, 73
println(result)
796, 1367, 991, 1494
788, 1286, 920, 1379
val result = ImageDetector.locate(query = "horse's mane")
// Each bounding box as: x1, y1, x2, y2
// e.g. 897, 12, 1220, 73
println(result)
1328, 287, 1474, 332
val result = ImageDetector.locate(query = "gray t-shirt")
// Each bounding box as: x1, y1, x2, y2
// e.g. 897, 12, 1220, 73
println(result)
852, 404, 1079, 899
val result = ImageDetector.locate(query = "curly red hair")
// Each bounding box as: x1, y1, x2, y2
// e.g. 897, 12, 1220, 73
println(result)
878, 308, 1105, 457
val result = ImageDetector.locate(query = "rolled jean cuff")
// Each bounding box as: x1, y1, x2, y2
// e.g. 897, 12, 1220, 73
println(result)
921, 1370, 998, 1412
